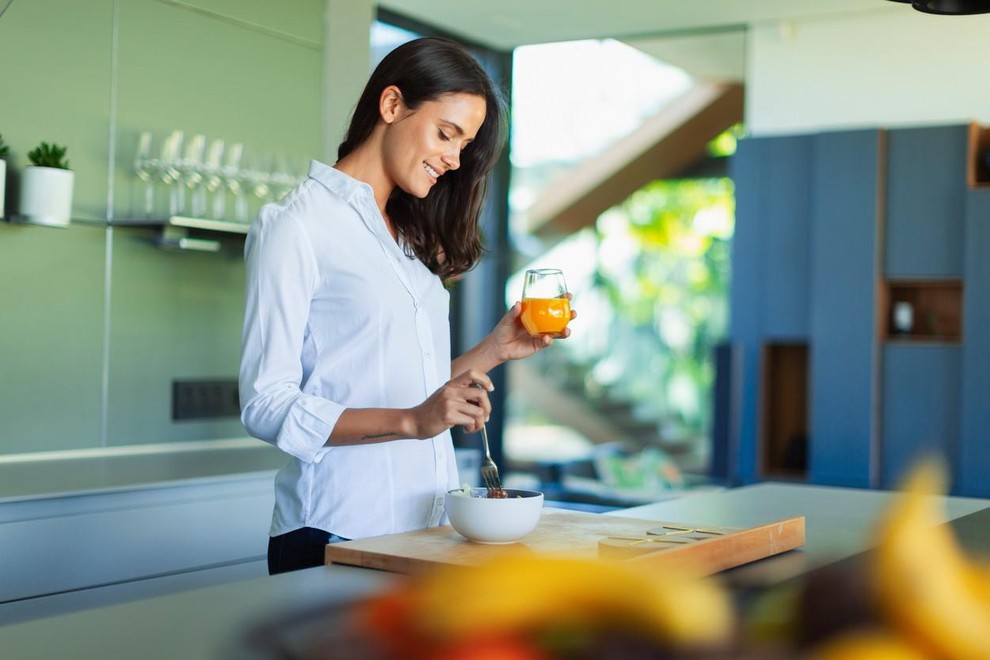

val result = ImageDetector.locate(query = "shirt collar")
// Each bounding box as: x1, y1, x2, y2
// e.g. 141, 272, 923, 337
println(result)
307, 159, 373, 204
307, 158, 419, 274
307, 159, 397, 246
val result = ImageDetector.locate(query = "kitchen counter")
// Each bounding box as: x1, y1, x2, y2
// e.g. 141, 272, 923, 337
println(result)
0, 438, 285, 502
614, 481, 989, 587
1, 482, 986, 660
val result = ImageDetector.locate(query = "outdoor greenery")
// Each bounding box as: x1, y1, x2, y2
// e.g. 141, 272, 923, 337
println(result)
588, 177, 734, 440
0, 133, 9, 160
524, 174, 735, 459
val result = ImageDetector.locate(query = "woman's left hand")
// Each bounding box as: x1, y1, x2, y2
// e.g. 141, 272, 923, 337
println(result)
491, 295, 576, 362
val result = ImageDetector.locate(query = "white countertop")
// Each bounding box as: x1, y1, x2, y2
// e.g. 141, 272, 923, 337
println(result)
613, 481, 989, 564
0, 438, 285, 502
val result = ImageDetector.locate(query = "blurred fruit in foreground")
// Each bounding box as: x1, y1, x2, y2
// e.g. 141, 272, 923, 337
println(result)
247, 459, 990, 659
359, 553, 735, 659
872, 459, 990, 659
809, 629, 929, 660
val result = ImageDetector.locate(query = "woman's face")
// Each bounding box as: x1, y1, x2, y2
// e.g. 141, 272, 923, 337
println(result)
381, 91, 487, 198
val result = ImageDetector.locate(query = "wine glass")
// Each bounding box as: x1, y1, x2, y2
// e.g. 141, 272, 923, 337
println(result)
178, 133, 206, 216
520, 268, 571, 337
220, 142, 244, 222
133, 131, 157, 217
159, 130, 184, 217
244, 152, 273, 210
198, 137, 225, 220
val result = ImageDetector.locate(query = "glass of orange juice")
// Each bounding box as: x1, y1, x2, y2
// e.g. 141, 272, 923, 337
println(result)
520, 268, 571, 337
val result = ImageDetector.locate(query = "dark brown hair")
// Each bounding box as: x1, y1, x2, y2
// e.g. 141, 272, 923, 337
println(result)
337, 37, 507, 280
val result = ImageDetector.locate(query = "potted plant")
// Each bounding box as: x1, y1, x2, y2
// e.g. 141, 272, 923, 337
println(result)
0, 133, 9, 220
19, 141, 73, 227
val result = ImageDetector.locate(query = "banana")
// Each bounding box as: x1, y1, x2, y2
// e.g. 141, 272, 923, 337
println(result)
872, 460, 990, 659
403, 552, 734, 648
810, 629, 928, 660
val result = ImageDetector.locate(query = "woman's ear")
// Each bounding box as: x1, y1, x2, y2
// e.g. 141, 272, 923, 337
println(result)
379, 85, 404, 124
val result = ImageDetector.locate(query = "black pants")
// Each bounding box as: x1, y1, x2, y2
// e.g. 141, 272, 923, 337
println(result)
267, 527, 349, 575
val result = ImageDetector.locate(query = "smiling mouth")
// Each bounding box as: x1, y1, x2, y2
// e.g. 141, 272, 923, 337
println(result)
424, 163, 441, 180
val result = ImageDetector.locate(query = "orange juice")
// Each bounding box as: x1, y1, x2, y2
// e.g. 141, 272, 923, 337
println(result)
520, 297, 571, 336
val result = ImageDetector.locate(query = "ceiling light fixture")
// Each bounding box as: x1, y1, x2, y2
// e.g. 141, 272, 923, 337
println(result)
888, 0, 990, 14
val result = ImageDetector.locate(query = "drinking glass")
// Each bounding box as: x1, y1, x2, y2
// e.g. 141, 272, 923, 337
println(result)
178, 133, 206, 216
160, 130, 184, 216
133, 131, 157, 217
520, 268, 571, 337
220, 142, 244, 222
199, 137, 225, 220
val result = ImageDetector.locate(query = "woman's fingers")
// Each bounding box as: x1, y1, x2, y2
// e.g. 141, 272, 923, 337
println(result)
435, 371, 491, 427
461, 386, 491, 424
444, 397, 487, 432
456, 368, 493, 392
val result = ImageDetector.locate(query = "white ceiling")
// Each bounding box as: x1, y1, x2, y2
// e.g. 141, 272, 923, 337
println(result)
377, 0, 895, 51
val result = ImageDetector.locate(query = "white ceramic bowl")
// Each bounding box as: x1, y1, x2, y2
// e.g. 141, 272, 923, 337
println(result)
444, 488, 544, 544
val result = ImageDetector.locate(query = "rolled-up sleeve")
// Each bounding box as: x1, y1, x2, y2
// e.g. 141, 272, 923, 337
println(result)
239, 207, 343, 464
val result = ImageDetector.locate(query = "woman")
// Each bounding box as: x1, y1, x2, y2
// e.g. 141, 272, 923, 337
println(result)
239, 37, 573, 574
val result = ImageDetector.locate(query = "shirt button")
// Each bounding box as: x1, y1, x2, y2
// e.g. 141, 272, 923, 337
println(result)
424, 351, 431, 358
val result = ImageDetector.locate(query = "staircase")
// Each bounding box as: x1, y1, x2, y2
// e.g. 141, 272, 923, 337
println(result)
509, 346, 706, 468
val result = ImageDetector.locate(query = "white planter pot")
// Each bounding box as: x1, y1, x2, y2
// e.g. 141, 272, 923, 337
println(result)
0, 159, 6, 219
18, 165, 74, 227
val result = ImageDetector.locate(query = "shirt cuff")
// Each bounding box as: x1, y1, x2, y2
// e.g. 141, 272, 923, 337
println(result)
275, 395, 344, 464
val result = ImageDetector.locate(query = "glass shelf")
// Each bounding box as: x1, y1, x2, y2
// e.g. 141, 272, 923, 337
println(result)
111, 215, 250, 235
111, 216, 249, 252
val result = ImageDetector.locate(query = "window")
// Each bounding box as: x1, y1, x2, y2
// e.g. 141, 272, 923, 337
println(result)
505, 39, 736, 498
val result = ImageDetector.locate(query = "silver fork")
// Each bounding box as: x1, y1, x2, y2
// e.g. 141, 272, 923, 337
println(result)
470, 383, 504, 496
478, 419, 504, 497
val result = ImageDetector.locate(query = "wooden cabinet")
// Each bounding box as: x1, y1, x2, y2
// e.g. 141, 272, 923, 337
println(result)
807, 129, 884, 489
885, 125, 967, 277
728, 138, 765, 484
959, 189, 990, 497
967, 123, 990, 188
880, 345, 960, 490
730, 123, 986, 494
763, 136, 813, 339
882, 279, 962, 342
760, 343, 808, 479
729, 136, 812, 484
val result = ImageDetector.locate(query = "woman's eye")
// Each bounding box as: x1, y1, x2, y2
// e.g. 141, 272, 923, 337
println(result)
438, 130, 451, 141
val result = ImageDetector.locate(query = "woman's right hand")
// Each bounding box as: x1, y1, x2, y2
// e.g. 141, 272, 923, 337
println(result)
410, 370, 493, 438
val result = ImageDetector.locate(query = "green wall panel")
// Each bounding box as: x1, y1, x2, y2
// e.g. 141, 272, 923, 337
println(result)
106, 228, 245, 445
183, 0, 323, 45
0, 0, 324, 457
0, 223, 105, 452
113, 0, 323, 221
0, 0, 113, 221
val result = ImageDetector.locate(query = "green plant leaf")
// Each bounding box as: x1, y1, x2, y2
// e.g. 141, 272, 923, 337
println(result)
27, 141, 70, 169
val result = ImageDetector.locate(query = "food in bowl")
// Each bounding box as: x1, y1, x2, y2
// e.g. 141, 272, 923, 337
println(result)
443, 487, 543, 544
451, 483, 507, 498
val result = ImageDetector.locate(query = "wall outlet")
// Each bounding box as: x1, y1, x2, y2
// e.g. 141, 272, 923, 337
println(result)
172, 379, 240, 420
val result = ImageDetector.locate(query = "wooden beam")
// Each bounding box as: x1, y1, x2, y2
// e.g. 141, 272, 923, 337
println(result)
527, 82, 744, 238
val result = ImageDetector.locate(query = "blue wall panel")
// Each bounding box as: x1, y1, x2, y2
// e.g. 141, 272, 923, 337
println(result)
960, 189, 990, 497
729, 138, 766, 484
881, 345, 960, 489
809, 130, 882, 488
885, 125, 967, 277
763, 136, 813, 339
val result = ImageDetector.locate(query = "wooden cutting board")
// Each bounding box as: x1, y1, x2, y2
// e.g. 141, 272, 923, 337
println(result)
325, 509, 805, 576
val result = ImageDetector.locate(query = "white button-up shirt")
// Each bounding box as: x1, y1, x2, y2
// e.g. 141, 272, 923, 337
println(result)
239, 161, 458, 539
